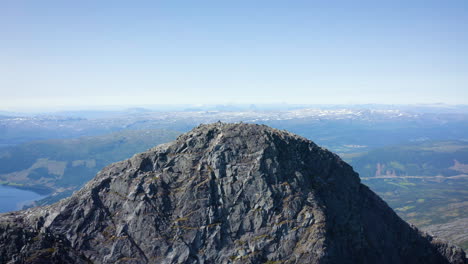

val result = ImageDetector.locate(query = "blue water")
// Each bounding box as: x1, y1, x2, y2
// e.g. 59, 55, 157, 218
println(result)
0, 185, 46, 213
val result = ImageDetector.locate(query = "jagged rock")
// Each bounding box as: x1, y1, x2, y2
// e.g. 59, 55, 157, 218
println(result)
423, 217, 468, 252
0, 123, 466, 263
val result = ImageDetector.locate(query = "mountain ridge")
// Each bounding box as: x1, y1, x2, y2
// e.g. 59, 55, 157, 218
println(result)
0, 123, 465, 263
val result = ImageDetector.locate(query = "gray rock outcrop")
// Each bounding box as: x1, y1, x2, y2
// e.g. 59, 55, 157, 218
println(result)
0, 123, 466, 263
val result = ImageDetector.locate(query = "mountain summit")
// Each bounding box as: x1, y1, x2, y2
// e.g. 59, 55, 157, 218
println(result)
0, 123, 466, 263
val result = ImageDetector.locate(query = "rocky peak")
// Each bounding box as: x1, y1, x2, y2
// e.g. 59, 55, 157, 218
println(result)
0, 122, 466, 263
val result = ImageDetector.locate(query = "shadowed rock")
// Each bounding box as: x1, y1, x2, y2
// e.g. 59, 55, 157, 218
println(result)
0, 123, 466, 263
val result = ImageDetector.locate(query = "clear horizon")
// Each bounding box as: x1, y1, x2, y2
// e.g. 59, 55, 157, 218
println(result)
1, 1, 467, 110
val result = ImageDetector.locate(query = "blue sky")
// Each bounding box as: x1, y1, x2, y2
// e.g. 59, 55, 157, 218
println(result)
1, 0, 467, 110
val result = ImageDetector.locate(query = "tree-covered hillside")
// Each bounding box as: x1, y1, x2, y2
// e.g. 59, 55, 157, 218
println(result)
346, 140, 468, 177
0, 129, 179, 191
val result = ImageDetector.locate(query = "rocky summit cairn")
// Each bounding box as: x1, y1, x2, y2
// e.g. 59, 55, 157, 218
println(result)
0, 123, 466, 264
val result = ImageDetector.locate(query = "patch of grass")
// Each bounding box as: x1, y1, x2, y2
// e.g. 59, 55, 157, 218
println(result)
206, 222, 222, 228
252, 234, 270, 241
399, 182, 416, 186
387, 182, 409, 189
174, 225, 199, 230
396, 206, 415, 212
117, 257, 138, 261
110, 191, 128, 200
235, 239, 246, 246
42, 247, 56, 253
5, 182, 25, 187
276, 220, 294, 226
389, 161, 406, 171
107, 235, 128, 242
195, 178, 210, 188
291, 226, 300, 231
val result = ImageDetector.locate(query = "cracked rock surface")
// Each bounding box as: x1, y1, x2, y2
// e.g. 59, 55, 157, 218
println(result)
0, 123, 466, 263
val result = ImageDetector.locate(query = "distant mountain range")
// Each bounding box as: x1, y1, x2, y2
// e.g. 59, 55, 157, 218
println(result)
2, 107, 468, 150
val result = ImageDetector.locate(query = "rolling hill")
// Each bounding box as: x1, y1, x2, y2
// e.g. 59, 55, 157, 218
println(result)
0, 129, 179, 197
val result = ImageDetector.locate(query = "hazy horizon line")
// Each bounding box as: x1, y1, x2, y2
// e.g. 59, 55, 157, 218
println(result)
2, 102, 468, 115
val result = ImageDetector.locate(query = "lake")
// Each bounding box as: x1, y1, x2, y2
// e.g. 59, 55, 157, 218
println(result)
0, 185, 46, 213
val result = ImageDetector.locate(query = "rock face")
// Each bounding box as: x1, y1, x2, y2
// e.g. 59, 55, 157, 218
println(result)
0, 123, 466, 264
423, 218, 468, 252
